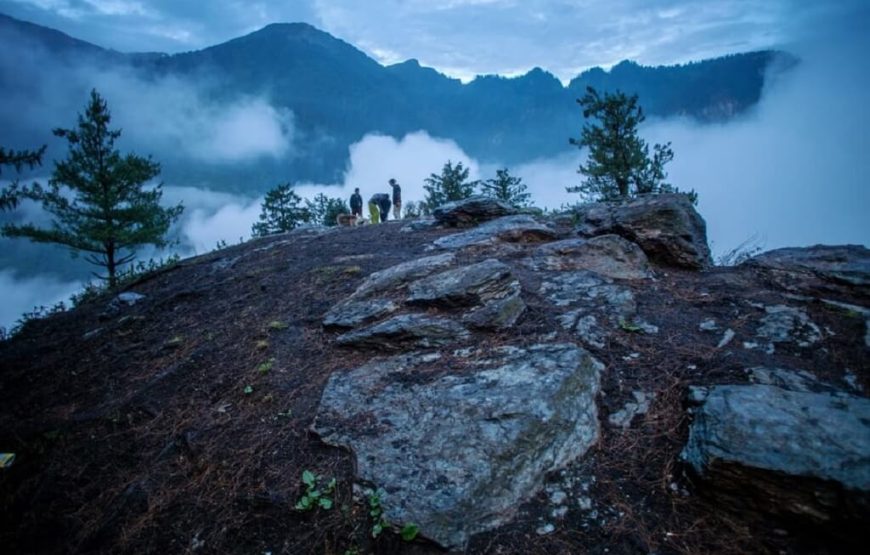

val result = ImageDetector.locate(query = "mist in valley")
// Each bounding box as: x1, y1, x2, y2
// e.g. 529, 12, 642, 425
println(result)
1, 6, 867, 332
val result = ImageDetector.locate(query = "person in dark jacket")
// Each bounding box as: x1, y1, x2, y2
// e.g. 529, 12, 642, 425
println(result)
349, 187, 363, 217
389, 178, 401, 220
375, 193, 391, 221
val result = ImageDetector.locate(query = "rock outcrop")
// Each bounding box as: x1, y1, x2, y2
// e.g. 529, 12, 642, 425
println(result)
682, 384, 870, 534
313, 343, 603, 549
524, 234, 651, 279
432, 195, 519, 227
574, 193, 712, 269
432, 215, 557, 250
748, 244, 870, 287
4, 189, 868, 555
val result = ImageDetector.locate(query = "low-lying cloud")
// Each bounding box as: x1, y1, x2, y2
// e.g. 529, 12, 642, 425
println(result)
0, 270, 81, 333
0, 26, 296, 165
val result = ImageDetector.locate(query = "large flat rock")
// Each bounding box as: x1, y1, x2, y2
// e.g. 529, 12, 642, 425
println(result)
748, 245, 870, 287
524, 235, 652, 279
432, 196, 519, 227
313, 344, 603, 549
433, 215, 557, 250
682, 384, 870, 529
407, 258, 518, 308
335, 313, 469, 351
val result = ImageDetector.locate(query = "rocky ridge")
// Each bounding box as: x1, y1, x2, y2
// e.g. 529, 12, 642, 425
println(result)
0, 194, 867, 554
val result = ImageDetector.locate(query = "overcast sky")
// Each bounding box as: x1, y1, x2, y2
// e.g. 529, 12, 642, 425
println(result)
1, 0, 865, 81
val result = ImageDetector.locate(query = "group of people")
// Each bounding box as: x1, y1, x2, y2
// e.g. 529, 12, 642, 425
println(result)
349, 178, 401, 224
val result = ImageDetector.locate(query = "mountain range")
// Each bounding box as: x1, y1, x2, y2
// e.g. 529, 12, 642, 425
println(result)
0, 13, 794, 191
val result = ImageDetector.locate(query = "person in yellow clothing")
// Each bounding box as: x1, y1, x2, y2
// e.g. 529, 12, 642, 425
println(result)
368, 195, 380, 224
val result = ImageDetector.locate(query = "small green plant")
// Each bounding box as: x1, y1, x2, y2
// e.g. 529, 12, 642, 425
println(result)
257, 358, 274, 374
368, 489, 389, 538
295, 470, 336, 511
619, 319, 643, 333
366, 489, 419, 541
255, 339, 269, 350
401, 523, 420, 541
243, 385, 253, 395
268, 320, 289, 331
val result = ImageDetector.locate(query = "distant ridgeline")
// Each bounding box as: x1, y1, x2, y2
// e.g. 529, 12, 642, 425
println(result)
0, 13, 795, 192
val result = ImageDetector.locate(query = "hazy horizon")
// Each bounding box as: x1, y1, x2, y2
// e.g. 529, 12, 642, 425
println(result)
1, 1, 868, 331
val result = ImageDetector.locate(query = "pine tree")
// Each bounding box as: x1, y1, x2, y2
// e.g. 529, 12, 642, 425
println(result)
252, 183, 309, 236
3, 90, 183, 286
0, 145, 46, 211
305, 193, 349, 227
568, 86, 694, 202
481, 168, 531, 207
423, 160, 478, 210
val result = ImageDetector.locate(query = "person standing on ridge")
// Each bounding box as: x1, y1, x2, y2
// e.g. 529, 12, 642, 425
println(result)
350, 187, 363, 218
375, 193, 391, 222
368, 194, 380, 224
389, 178, 402, 220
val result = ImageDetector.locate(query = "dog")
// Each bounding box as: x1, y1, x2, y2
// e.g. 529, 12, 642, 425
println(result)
336, 213, 361, 227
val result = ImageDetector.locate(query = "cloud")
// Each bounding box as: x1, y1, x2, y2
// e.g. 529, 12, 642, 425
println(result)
0, 24, 296, 164
0, 270, 81, 332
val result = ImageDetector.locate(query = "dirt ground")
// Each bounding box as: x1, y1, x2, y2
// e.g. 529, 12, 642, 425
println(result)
1, 221, 866, 554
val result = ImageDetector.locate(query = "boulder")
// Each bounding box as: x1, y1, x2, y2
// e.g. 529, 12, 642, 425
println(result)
525, 235, 652, 279
351, 253, 455, 299
433, 215, 557, 250
322, 299, 399, 329
682, 384, 870, 532
407, 259, 519, 308
335, 314, 469, 351
747, 245, 870, 287
313, 343, 602, 549
574, 194, 712, 269
432, 196, 519, 227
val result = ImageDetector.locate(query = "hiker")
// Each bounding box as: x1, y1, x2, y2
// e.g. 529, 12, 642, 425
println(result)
368, 194, 380, 224
389, 178, 401, 220
375, 193, 392, 221
350, 187, 363, 218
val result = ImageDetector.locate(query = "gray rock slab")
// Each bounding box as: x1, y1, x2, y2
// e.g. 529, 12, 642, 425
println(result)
335, 314, 469, 351
682, 384, 870, 524
574, 193, 712, 269
525, 235, 651, 279
745, 367, 833, 393
752, 304, 822, 353
351, 253, 455, 299
432, 195, 519, 226
323, 299, 399, 329
540, 272, 636, 316
748, 245, 870, 287
432, 215, 556, 250
407, 259, 518, 308
313, 343, 603, 549
462, 291, 526, 330
608, 391, 654, 429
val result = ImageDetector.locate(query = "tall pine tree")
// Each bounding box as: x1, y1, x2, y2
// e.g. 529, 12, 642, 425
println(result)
423, 160, 478, 210
3, 90, 183, 286
0, 145, 46, 211
251, 183, 309, 236
481, 168, 531, 207
568, 86, 694, 202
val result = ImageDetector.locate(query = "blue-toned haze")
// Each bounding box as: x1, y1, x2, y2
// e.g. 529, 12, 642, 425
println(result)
0, 0, 867, 330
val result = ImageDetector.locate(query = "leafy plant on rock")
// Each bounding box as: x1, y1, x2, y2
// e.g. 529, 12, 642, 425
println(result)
295, 470, 336, 511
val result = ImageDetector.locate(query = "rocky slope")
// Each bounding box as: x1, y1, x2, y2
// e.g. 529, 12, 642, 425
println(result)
0, 195, 867, 554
